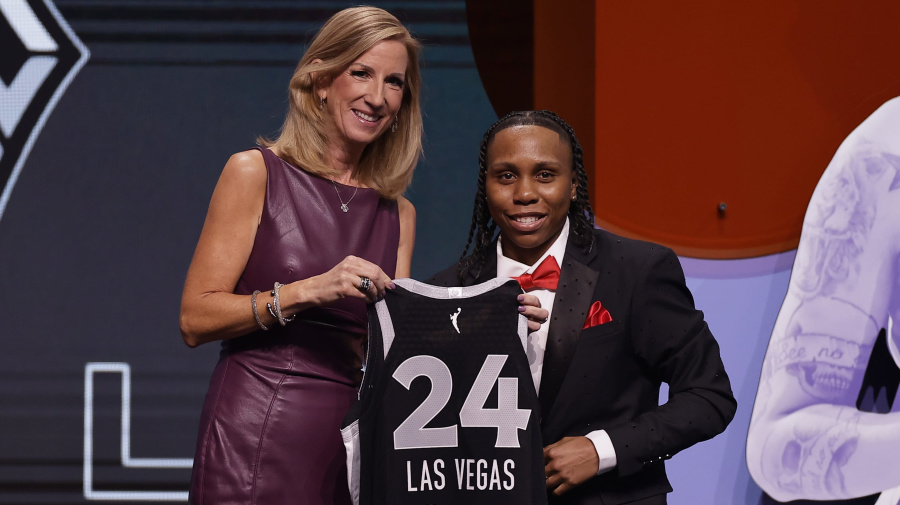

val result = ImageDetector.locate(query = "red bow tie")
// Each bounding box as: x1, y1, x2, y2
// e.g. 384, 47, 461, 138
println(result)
513, 255, 561, 291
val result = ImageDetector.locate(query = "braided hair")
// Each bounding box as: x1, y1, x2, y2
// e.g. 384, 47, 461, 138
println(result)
457, 110, 596, 283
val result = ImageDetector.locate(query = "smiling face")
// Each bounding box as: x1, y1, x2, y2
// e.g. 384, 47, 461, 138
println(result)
485, 125, 576, 265
319, 39, 408, 159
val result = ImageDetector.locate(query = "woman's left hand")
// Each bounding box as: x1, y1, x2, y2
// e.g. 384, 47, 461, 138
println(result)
518, 294, 549, 332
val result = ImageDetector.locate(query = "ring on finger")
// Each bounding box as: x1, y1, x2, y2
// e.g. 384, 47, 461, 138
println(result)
358, 276, 372, 292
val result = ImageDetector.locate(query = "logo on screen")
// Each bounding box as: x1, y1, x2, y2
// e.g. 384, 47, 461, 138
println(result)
0, 0, 88, 222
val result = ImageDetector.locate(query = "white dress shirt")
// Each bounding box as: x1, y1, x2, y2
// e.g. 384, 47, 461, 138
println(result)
496, 218, 617, 475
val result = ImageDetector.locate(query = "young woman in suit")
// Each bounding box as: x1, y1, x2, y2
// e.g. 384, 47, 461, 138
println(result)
429, 110, 737, 504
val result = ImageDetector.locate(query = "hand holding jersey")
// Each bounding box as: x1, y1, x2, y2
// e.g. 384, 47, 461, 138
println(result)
519, 293, 550, 333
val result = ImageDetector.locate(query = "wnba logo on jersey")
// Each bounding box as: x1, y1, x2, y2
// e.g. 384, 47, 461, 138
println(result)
0, 0, 88, 222
450, 307, 462, 333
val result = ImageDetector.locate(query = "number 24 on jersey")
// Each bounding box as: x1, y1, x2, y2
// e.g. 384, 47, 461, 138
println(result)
392, 354, 531, 450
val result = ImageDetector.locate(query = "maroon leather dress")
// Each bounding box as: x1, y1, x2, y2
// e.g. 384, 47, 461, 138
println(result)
188, 147, 399, 505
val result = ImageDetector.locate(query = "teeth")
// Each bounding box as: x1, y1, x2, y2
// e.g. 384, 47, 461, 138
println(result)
514, 216, 540, 224
354, 110, 378, 122
811, 369, 850, 394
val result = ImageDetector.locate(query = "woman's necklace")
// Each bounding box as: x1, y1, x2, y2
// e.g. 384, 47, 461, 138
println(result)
330, 178, 359, 212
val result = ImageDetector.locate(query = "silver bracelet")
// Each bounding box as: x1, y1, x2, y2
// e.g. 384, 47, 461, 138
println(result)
251, 290, 269, 331
271, 282, 295, 326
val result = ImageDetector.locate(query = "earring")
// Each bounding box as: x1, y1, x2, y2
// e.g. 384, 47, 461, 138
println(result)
319, 96, 325, 110
391, 116, 398, 133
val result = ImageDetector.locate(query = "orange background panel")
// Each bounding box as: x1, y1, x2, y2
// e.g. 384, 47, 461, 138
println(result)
538, 1, 900, 258
533, 0, 596, 184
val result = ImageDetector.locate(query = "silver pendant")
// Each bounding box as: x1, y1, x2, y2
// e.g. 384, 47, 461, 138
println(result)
341, 204, 349, 212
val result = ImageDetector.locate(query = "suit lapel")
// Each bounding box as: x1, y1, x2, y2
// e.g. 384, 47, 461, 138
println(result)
538, 232, 599, 417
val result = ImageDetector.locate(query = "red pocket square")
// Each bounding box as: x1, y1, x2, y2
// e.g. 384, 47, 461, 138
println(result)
583, 301, 613, 329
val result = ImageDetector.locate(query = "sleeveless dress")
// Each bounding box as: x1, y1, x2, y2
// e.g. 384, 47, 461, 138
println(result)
188, 147, 400, 505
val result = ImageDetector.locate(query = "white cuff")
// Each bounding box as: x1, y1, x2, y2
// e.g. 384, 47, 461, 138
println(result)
585, 429, 617, 475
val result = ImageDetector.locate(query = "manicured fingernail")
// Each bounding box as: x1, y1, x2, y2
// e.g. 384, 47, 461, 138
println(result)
517, 294, 525, 302
388, 282, 396, 289
518, 306, 526, 312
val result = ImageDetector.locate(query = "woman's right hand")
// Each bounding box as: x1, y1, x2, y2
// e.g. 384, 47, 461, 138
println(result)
283, 255, 394, 311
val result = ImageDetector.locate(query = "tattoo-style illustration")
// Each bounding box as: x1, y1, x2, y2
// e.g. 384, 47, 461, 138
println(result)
778, 410, 861, 498
747, 98, 900, 504
795, 142, 892, 298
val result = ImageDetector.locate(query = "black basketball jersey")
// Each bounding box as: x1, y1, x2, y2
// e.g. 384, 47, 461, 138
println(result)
342, 278, 547, 505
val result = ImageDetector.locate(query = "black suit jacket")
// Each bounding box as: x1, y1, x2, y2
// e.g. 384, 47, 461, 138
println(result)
428, 228, 737, 505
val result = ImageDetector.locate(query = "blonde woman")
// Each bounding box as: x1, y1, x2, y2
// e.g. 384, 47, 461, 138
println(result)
179, 7, 421, 504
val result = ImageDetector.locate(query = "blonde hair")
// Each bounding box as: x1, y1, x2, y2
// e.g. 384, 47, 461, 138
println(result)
260, 6, 423, 199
